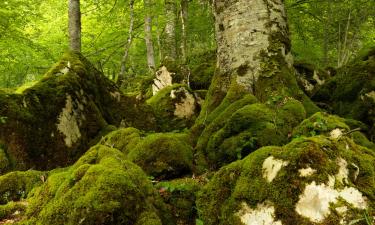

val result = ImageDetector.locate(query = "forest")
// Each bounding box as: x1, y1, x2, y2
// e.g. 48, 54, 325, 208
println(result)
0, 0, 374, 224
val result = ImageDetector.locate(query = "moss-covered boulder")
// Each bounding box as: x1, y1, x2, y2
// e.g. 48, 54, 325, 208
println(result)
155, 178, 202, 225
9, 145, 172, 225
197, 135, 375, 225
294, 61, 331, 96
0, 52, 157, 171
101, 128, 193, 179
147, 84, 200, 132
195, 94, 307, 170
312, 47, 375, 140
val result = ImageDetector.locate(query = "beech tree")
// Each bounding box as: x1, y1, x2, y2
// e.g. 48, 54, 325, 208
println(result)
68, 0, 81, 52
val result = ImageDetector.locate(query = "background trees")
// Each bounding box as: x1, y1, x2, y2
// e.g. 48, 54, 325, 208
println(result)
0, 0, 373, 88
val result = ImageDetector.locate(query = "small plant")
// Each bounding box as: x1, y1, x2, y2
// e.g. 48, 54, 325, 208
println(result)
196, 218, 204, 225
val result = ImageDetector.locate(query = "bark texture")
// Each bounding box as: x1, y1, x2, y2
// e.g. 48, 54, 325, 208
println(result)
118, 0, 135, 84
68, 0, 81, 52
144, 0, 156, 70
180, 0, 188, 62
162, 0, 177, 61
214, 0, 292, 94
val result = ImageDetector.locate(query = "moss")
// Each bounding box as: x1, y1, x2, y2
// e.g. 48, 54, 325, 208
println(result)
155, 178, 202, 225
0, 170, 44, 204
293, 112, 350, 137
197, 136, 375, 225
0, 51, 158, 171
0, 201, 27, 220
195, 98, 306, 171
313, 47, 375, 140
147, 84, 199, 132
17, 144, 172, 225
127, 133, 193, 179
352, 131, 375, 150
100, 127, 142, 155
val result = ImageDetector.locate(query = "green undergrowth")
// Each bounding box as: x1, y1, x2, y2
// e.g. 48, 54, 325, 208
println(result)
197, 136, 375, 225
155, 178, 202, 225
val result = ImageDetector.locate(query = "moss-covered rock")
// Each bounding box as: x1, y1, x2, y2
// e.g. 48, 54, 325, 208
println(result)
294, 61, 332, 96
127, 133, 193, 179
292, 112, 350, 138
195, 96, 306, 171
12, 145, 172, 225
100, 128, 193, 179
0, 170, 44, 204
313, 47, 375, 140
155, 178, 202, 225
197, 136, 375, 225
147, 84, 200, 132
0, 52, 157, 171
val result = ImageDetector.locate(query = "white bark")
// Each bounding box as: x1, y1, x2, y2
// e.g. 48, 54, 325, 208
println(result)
144, 0, 156, 70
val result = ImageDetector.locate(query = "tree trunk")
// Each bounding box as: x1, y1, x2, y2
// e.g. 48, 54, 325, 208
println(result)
68, 0, 81, 52
202, 0, 305, 115
162, 0, 177, 61
144, 0, 156, 70
118, 0, 135, 84
180, 0, 188, 63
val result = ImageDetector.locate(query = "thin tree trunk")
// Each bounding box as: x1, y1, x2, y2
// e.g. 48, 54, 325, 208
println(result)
144, 0, 156, 70
162, 0, 177, 61
118, 0, 135, 84
180, 0, 188, 63
68, 0, 81, 52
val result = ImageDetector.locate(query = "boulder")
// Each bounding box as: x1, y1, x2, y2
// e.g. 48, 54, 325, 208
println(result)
0, 52, 157, 171
313, 47, 375, 140
147, 84, 200, 132
197, 135, 375, 225
7, 145, 173, 225
101, 128, 194, 179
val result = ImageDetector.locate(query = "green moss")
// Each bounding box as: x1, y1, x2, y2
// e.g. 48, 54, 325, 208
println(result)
293, 112, 350, 137
195, 99, 306, 171
0, 170, 44, 204
100, 127, 142, 155
0, 201, 27, 220
127, 133, 193, 179
313, 47, 375, 139
352, 131, 375, 150
155, 178, 202, 225
197, 136, 375, 225
17, 144, 172, 225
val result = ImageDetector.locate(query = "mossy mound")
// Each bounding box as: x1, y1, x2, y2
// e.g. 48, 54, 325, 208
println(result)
128, 133, 193, 179
155, 178, 202, 225
11, 145, 172, 225
197, 136, 375, 225
195, 95, 306, 170
292, 112, 350, 137
101, 128, 193, 179
313, 47, 375, 140
147, 84, 200, 132
0, 52, 157, 171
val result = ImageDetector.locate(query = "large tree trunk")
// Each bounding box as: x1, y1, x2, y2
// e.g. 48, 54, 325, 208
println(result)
162, 0, 177, 61
144, 0, 156, 70
68, 0, 81, 52
202, 0, 307, 115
